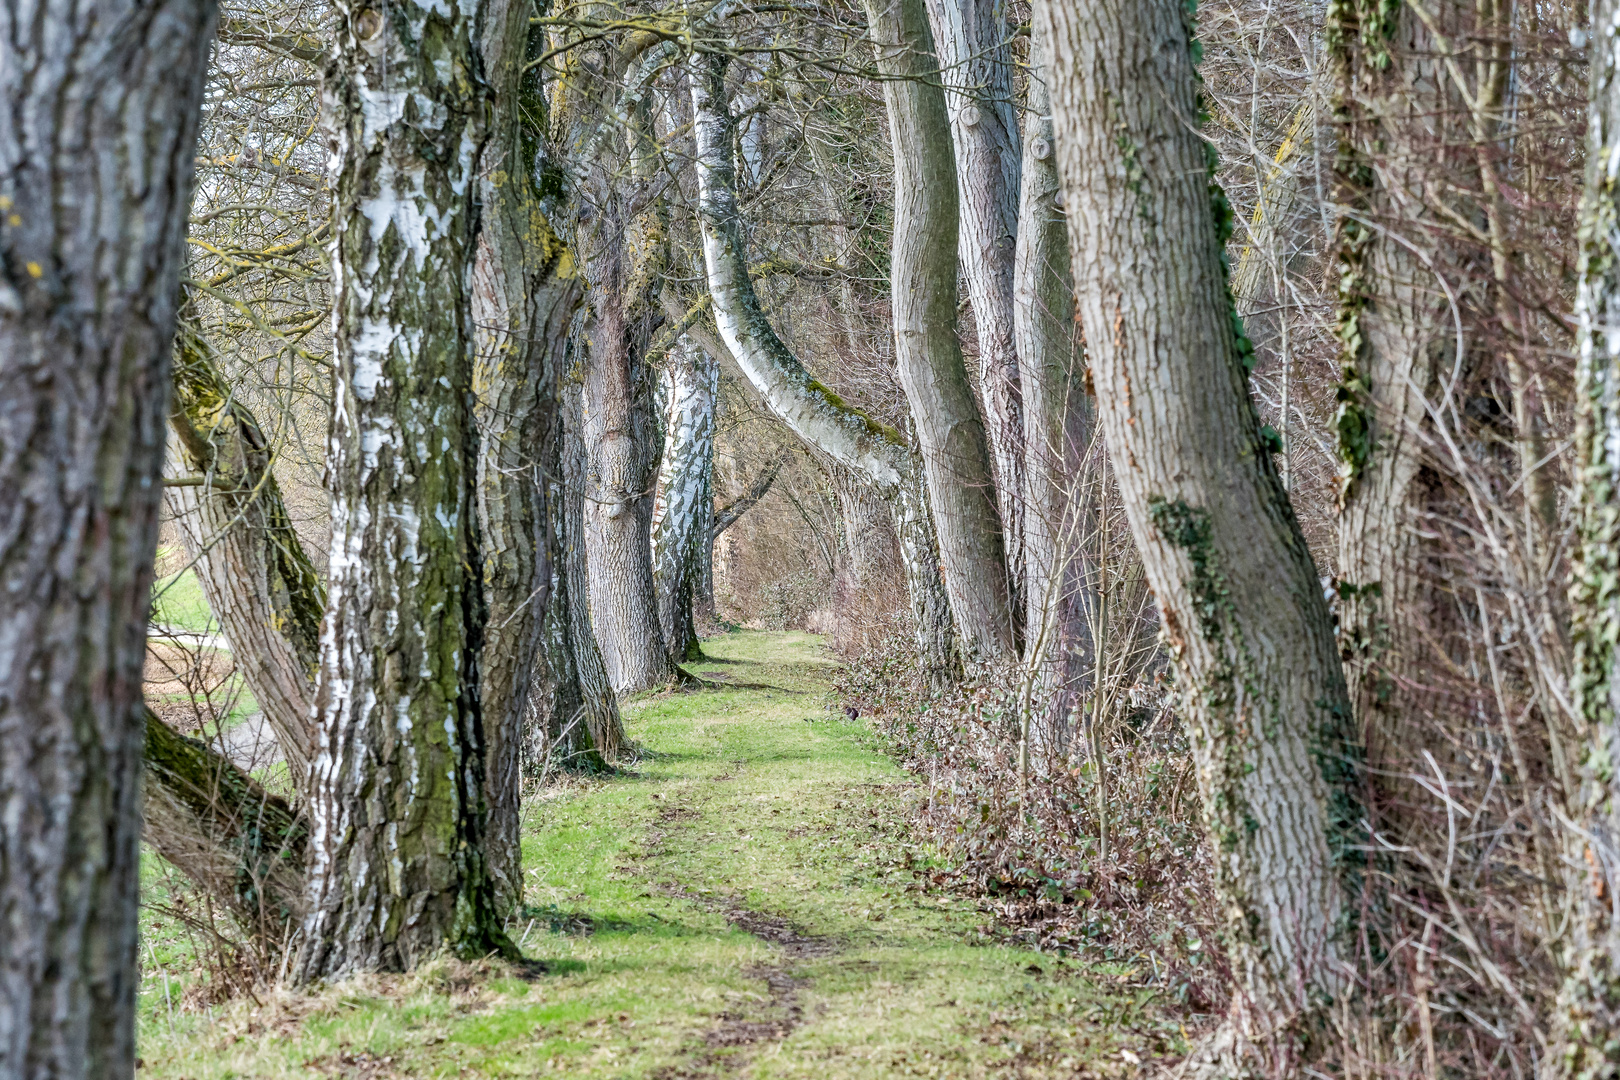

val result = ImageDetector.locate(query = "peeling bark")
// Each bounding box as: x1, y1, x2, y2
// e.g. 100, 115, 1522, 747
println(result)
0, 0, 215, 1069
1041, 0, 1360, 1061
653, 338, 719, 662
165, 317, 324, 788
297, 0, 513, 979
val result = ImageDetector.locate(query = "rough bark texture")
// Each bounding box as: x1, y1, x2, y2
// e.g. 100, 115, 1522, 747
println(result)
688, 51, 956, 685
0, 0, 215, 1070
165, 318, 325, 787
1559, 5, 1620, 1072
864, 0, 1015, 666
652, 339, 718, 662
1041, 0, 1361, 1061
1328, 5, 1455, 760
142, 708, 309, 935
469, 0, 583, 918
298, 0, 513, 979
1014, 21, 1094, 699
529, 382, 626, 770
922, 0, 1025, 622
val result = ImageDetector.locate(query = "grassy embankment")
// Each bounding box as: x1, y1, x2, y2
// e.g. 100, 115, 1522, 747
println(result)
136, 630, 1165, 1078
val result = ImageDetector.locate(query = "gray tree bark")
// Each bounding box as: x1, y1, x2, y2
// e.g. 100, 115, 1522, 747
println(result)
142, 708, 309, 936
1558, 3, 1620, 1070
1014, 21, 1094, 699
0, 0, 216, 1069
922, 0, 1025, 624
864, 0, 1016, 666
652, 339, 719, 662
164, 317, 325, 788
297, 0, 513, 978
688, 50, 956, 686
1041, 0, 1361, 1063
469, 0, 585, 918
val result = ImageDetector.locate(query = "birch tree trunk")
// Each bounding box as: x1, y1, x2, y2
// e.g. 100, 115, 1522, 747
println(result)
864, 0, 1016, 666
652, 339, 719, 662
922, 0, 1025, 622
165, 318, 325, 788
1041, 0, 1361, 1063
1557, 4, 1620, 1069
1015, 21, 1094, 697
469, 0, 585, 917
0, 0, 215, 1069
688, 51, 957, 686
297, 0, 513, 978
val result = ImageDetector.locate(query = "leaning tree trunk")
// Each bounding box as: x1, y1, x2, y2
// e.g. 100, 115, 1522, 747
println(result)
1557, 3, 1620, 1070
297, 0, 513, 979
1041, 0, 1361, 1067
142, 708, 309, 936
688, 50, 957, 686
1015, 19, 1094, 699
468, 0, 586, 918
165, 316, 325, 787
922, 0, 1026, 625
864, 0, 1015, 666
653, 339, 719, 662
0, 0, 215, 1071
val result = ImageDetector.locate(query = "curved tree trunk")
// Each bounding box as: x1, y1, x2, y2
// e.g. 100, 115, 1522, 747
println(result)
688, 50, 956, 686
922, 0, 1026, 626
142, 708, 309, 936
1559, 3, 1620, 1070
1041, 0, 1361, 1064
1015, 21, 1094, 700
469, 0, 586, 918
0, 0, 215, 1071
652, 339, 719, 662
165, 317, 325, 788
297, 0, 513, 979
863, 0, 1015, 667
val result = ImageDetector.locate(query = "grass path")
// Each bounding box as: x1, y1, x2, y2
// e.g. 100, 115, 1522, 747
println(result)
137, 631, 1154, 1078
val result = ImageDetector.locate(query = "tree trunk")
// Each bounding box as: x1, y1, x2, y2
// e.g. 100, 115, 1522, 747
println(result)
688, 50, 957, 686
864, 0, 1015, 666
530, 383, 626, 770
469, 0, 585, 918
1328, 5, 1459, 764
652, 339, 719, 662
1015, 20, 1095, 699
142, 708, 308, 936
165, 316, 324, 788
1558, 3, 1620, 1069
0, 0, 215, 1070
297, 0, 513, 979
1041, 0, 1361, 1063
922, 0, 1025, 628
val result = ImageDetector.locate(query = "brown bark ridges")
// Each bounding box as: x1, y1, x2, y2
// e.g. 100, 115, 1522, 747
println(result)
0, 0, 217, 1069
1041, 0, 1362, 1065
297, 0, 513, 978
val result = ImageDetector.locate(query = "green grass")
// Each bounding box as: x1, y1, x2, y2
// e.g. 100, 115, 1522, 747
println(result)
135, 630, 1167, 1078
151, 567, 216, 634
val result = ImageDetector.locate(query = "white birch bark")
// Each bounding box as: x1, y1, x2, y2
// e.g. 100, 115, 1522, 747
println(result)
652, 338, 719, 661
